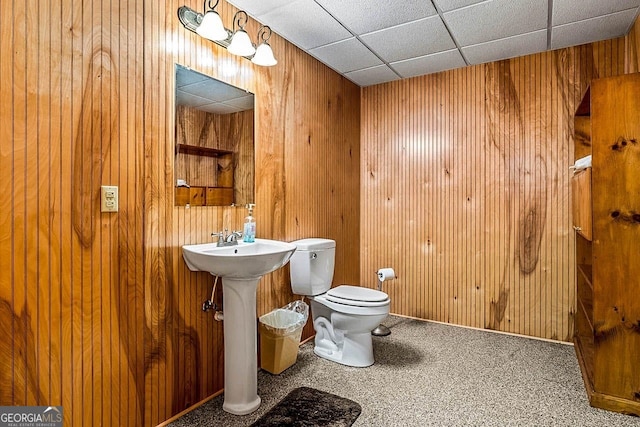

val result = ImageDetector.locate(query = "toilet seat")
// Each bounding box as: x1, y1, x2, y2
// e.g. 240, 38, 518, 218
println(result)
311, 285, 390, 316
326, 285, 389, 307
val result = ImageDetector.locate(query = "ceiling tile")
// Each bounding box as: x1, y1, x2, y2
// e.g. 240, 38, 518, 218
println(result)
258, 0, 352, 50
309, 38, 383, 73
443, 0, 548, 47
433, 0, 486, 13
344, 65, 400, 87
361, 15, 456, 63
175, 66, 208, 87
180, 79, 245, 101
391, 49, 466, 78
462, 30, 547, 65
551, 9, 638, 49
553, 0, 640, 26
315, 0, 436, 35
226, 0, 292, 17
199, 103, 241, 115
176, 90, 211, 108
223, 95, 255, 111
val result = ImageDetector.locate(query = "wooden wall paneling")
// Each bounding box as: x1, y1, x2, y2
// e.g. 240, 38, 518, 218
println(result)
131, 2, 146, 425
0, 0, 11, 406
554, 46, 581, 341
159, 1, 171, 423
2, 1, 633, 425
626, 16, 640, 73
145, 0, 361, 424
361, 38, 626, 342
0, 0, 16, 406
46, 0, 62, 412
59, 1, 74, 423
12, 0, 28, 406
175, 106, 253, 196
254, 32, 291, 316
175, 106, 219, 187
18, 0, 31, 408
35, 0, 49, 410
0, 0, 146, 424
233, 109, 255, 205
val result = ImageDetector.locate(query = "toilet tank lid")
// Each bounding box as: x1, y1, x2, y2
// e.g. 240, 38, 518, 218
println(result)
290, 238, 336, 250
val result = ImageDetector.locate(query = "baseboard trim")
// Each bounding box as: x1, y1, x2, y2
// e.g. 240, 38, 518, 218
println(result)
156, 389, 224, 427
389, 312, 574, 346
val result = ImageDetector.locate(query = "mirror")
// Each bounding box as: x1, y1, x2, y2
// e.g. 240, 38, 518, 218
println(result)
174, 64, 255, 206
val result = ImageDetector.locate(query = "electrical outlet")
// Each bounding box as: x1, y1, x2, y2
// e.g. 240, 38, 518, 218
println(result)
101, 185, 118, 212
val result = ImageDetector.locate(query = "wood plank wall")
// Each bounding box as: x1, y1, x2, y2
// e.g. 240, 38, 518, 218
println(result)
175, 105, 254, 202
146, 1, 360, 426
2, 1, 639, 425
627, 15, 640, 74
1, 0, 360, 426
361, 39, 628, 341
0, 1, 146, 426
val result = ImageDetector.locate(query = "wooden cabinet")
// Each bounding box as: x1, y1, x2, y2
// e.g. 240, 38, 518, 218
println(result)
175, 143, 234, 206
571, 169, 592, 240
572, 74, 640, 416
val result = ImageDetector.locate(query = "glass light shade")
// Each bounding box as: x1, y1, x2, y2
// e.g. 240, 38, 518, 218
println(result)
196, 11, 228, 41
227, 30, 256, 57
251, 42, 277, 66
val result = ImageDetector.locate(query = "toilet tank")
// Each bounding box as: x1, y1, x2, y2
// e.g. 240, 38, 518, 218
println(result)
289, 238, 336, 296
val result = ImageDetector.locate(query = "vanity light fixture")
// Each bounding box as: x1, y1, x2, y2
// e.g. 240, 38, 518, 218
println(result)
251, 26, 277, 66
227, 11, 256, 57
177, 2, 277, 67
195, 0, 228, 41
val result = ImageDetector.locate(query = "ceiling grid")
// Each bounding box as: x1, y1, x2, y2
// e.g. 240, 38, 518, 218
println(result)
226, 0, 640, 86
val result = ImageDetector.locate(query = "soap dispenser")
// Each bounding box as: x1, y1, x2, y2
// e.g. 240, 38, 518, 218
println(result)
243, 204, 256, 243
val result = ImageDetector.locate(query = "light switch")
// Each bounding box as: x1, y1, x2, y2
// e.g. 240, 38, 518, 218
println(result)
101, 185, 118, 212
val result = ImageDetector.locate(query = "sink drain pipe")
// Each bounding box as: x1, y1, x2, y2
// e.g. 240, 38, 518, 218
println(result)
203, 275, 223, 322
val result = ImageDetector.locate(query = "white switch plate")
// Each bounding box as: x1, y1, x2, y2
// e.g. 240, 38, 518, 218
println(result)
101, 185, 118, 212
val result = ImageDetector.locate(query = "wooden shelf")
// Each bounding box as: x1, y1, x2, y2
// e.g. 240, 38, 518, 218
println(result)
577, 264, 593, 290
572, 169, 592, 241
574, 335, 594, 400
176, 143, 233, 157
571, 75, 640, 418
575, 87, 591, 116
578, 295, 593, 331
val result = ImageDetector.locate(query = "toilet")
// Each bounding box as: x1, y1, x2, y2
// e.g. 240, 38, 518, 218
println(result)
289, 238, 390, 367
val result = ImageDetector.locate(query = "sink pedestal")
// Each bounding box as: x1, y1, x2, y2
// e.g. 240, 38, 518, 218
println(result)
181, 238, 297, 415
221, 277, 261, 415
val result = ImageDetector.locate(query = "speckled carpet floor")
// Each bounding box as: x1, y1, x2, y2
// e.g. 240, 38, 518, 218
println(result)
170, 315, 640, 427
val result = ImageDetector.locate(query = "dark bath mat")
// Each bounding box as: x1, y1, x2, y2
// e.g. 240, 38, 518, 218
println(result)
250, 386, 361, 427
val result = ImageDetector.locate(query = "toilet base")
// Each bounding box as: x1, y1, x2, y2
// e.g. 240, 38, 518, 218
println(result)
314, 331, 374, 367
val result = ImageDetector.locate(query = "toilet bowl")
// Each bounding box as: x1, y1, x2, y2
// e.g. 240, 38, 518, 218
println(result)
289, 238, 390, 367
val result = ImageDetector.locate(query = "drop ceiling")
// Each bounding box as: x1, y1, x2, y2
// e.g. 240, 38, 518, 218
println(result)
176, 64, 254, 114
226, 0, 640, 86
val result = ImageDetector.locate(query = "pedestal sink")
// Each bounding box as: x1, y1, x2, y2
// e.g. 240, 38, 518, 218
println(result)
182, 238, 296, 415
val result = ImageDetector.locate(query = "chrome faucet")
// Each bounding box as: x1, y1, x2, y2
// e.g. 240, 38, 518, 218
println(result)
212, 229, 243, 247
226, 230, 243, 243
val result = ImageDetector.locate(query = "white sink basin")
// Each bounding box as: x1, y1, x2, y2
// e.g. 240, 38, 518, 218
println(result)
182, 238, 296, 278
181, 238, 297, 415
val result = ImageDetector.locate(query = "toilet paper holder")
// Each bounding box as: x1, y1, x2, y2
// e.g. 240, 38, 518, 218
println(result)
372, 267, 395, 337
